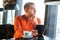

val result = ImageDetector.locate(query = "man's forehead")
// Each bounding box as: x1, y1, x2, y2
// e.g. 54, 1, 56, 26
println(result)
29, 5, 36, 9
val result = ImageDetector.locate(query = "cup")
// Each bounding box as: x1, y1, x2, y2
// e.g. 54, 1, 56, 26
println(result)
23, 31, 32, 37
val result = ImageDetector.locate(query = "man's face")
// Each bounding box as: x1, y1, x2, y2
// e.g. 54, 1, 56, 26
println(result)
26, 4, 36, 17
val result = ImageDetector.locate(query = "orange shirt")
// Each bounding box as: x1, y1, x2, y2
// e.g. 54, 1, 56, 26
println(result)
13, 15, 41, 38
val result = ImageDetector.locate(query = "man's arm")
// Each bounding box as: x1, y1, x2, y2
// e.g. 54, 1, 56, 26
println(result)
13, 16, 23, 38
34, 17, 41, 25
31, 17, 41, 37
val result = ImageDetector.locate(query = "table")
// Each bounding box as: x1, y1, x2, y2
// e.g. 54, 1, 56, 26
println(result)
15, 37, 37, 40
15, 35, 44, 40
1, 35, 44, 40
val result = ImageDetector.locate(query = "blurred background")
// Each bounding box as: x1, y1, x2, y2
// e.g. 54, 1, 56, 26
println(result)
0, 0, 60, 40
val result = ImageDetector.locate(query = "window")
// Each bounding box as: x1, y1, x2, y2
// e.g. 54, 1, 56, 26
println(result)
7, 10, 15, 25
56, 5, 60, 40
0, 0, 3, 8
0, 0, 3, 24
0, 11, 3, 24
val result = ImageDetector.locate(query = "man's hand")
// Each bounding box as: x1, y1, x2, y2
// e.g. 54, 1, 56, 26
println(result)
32, 30, 38, 36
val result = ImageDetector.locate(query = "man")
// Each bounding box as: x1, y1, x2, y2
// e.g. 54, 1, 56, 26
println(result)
13, 2, 41, 39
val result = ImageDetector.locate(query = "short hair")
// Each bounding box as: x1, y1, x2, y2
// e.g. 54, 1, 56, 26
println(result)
24, 2, 35, 9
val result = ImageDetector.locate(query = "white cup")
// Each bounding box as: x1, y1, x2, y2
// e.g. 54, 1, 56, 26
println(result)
23, 31, 32, 37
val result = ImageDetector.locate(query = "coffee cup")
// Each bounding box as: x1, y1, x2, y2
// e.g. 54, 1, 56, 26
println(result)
23, 31, 32, 37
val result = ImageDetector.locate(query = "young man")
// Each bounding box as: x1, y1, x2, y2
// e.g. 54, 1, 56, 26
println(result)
13, 2, 41, 38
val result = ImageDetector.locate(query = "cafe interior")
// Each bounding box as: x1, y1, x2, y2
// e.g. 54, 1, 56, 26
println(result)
0, 0, 60, 40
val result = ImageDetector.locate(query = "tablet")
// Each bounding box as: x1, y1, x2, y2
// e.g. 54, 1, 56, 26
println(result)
36, 25, 45, 34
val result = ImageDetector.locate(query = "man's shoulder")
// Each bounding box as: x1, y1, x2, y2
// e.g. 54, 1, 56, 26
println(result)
15, 15, 22, 19
15, 15, 24, 19
15, 16, 21, 18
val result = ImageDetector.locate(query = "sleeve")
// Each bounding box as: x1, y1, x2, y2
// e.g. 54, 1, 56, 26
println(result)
13, 16, 23, 38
